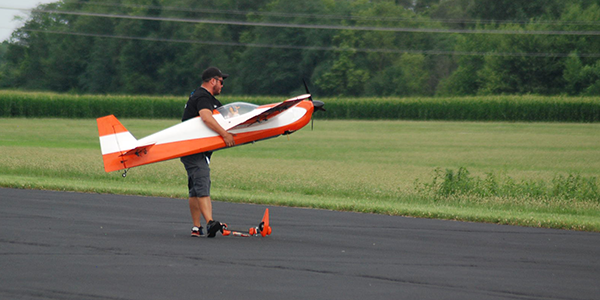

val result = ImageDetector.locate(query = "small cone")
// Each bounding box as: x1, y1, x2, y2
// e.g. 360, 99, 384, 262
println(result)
261, 209, 270, 237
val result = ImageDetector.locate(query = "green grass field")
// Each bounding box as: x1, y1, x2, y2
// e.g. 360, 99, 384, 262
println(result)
1, 118, 599, 231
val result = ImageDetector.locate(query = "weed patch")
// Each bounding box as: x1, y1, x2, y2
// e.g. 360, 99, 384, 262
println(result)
416, 167, 599, 209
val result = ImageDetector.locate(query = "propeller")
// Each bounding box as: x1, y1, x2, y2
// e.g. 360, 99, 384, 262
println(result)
303, 79, 325, 130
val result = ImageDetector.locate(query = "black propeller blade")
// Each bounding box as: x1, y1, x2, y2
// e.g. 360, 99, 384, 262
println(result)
303, 79, 312, 101
303, 79, 325, 130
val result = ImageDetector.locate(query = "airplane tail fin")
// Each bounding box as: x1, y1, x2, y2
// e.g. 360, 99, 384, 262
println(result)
97, 115, 138, 172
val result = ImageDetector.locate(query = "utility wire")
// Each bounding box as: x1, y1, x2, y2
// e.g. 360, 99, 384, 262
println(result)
66, 1, 600, 26
20, 28, 600, 58
3, 6, 600, 36
5, 4, 600, 57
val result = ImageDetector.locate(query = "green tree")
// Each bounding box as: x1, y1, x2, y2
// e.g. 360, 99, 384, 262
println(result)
398, 53, 430, 95
439, 2, 600, 96
313, 27, 369, 96
235, 0, 339, 95
3, 0, 600, 97
79, 38, 118, 94
464, 0, 565, 22
315, 49, 368, 96
1, 4, 63, 90
366, 53, 430, 96
564, 53, 600, 96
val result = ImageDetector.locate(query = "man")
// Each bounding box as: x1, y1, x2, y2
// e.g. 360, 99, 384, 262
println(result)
181, 67, 235, 238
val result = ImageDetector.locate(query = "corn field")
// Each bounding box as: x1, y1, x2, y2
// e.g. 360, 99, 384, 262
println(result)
1, 91, 599, 122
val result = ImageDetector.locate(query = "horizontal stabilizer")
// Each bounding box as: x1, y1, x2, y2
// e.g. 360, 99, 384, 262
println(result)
120, 143, 156, 157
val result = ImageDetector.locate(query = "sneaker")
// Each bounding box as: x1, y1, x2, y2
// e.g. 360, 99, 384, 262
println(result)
191, 226, 204, 237
206, 220, 223, 238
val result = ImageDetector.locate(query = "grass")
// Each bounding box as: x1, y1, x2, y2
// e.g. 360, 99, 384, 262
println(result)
1, 118, 599, 231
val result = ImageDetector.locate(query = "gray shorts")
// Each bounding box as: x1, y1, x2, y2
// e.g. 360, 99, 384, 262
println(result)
180, 152, 211, 197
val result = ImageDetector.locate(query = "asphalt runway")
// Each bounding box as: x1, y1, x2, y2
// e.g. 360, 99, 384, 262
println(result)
1, 188, 599, 300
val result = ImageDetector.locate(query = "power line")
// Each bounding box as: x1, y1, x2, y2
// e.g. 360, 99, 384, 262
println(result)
69, 1, 600, 26
3, 6, 600, 36
20, 28, 600, 58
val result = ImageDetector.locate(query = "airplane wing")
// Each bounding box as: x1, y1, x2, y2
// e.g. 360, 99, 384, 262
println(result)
227, 97, 307, 130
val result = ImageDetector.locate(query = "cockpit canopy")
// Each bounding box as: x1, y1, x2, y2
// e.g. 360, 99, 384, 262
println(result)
216, 102, 258, 119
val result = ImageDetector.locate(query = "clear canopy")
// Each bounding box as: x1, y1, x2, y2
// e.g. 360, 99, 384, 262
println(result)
216, 102, 258, 119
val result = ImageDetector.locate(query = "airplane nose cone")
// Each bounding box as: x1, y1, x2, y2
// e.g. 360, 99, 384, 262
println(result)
313, 100, 325, 112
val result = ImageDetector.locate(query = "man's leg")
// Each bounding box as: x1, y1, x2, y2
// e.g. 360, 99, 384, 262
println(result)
198, 196, 213, 224
189, 196, 213, 226
189, 197, 202, 228
182, 152, 220, 237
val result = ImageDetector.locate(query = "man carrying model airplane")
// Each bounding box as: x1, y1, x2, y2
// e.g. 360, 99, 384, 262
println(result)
96, 68, 324, 238
181, 67, 235, 238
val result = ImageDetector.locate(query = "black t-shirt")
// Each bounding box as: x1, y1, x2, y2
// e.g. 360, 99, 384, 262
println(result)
182, 87, 223, 122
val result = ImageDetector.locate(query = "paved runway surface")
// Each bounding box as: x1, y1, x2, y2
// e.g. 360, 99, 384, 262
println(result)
1, 188, 599, 300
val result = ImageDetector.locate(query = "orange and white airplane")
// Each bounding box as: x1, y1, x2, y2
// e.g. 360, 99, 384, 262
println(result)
97, 94, 325, 176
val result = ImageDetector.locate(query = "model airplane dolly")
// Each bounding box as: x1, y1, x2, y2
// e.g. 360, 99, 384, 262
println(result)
221, 208, 271, 237
96, 90, 324, 176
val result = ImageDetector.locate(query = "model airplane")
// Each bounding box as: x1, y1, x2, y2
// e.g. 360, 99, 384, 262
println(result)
97, 93, 325, 176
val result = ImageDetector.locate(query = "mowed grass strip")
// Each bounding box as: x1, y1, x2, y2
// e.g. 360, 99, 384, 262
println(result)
1, 118, 599, 231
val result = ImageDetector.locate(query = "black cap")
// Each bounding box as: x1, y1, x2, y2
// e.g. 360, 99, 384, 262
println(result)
202, 67, 229, 81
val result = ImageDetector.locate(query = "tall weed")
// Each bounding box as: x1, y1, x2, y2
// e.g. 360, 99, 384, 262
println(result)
417, 167, 599, 204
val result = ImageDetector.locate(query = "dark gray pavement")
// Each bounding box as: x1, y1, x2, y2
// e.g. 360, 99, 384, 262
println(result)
1, 188, 599, 300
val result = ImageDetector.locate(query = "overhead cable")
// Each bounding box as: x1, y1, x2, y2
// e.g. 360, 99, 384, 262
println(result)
3, 6, 600, 36
20, 28, 600, 58
65, 1, 600, 26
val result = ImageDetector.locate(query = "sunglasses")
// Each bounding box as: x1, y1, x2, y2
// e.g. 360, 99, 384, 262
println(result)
213, 77, 224, 85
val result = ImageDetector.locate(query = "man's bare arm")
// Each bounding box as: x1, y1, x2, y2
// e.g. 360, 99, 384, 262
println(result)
199, 109, 235, 147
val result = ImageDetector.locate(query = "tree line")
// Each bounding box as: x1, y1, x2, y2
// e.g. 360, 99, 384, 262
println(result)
1, 0, 600, 97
